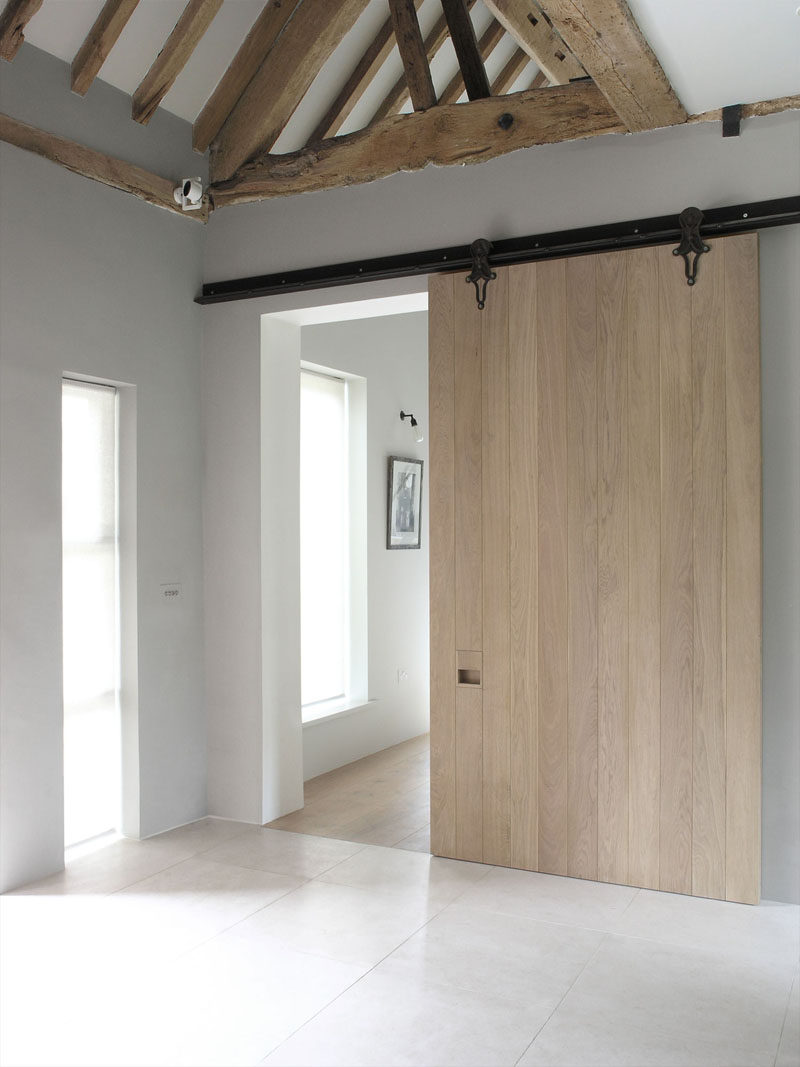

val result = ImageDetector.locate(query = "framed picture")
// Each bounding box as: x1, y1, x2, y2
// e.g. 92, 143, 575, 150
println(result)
387, 456, 423, 550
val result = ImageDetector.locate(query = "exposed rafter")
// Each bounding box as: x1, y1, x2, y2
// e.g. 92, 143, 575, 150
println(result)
439, 19, 505, 106
132, 0, 222, 125
535, 0, 686, 130
482, 0, 584, 84
0, 0, 42, 60
0, 111, 207, 220
211, 0, 370, 183
71, 0, 140, 96
308, 0, 423, 143
371, 0, 477, 124
389, 0, 436, 111
490, 45, 530, 95
193, 0, 301, 155
441, 0, 490, 101
211, 81, 624, 205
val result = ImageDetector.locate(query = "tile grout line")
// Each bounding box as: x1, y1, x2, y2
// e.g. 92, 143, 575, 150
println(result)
256, 868, 497, 1063
512, 931, 612, 1067
772, 969, 799, 1067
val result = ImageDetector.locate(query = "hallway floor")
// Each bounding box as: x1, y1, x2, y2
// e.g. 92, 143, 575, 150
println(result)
266, 733, 430, 851
2, 816, 798, 1067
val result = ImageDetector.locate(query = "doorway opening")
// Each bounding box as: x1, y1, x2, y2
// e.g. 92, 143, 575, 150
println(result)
260, 292, 431, 850
62, 379, 121, 848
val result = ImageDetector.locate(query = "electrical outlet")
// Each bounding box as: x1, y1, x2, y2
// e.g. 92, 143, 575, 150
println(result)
397, 668, 408, 684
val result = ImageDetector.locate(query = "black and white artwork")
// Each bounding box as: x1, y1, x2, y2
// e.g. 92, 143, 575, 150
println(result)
387, 456, 423, 549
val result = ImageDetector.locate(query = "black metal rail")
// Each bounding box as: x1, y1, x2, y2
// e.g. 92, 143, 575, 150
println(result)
197, 196, 800, 306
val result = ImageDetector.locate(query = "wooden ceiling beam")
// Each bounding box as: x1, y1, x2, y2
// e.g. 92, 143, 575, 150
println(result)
211, 81, 624, 205
534, 0, 686, 130
132, 0, 223, 126
0, 0, 42, 60
308, 0, 423, 143
490, 45, 530, 96
441, 0, 490, 101
193, 0, 301, 155
71, 0, 140, 96
0, 111, 207, 220
388, 0, 436, 111
211, 0, 371, 183
439, 18, 504, 106
371, 0, 477, 124
482, 0, 584, 84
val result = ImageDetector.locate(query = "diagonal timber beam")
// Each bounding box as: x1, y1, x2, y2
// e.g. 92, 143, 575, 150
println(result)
439, 18, 504, 106
308, 0, 422, 143
211, 81, 624, 205
132, 0, 223, 125
193, 0, 301, 154
482, 0, 584, 84
0, 111, 207, 220
71, 0, 140, 95
441, 0, 490, 101
534, 0, 686, 130
0, 0, 42, 59
388, 0, 436, 111
490, 45, 530, 95
211, 0, 371, 183
371, 0, 477, 123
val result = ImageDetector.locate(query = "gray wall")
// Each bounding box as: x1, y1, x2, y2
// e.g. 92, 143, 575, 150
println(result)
760, 227, 800, 906
205, 112, 800, 904
0, 48, 206, 892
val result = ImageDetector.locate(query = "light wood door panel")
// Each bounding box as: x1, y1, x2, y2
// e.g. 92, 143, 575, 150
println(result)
429, 235, 762, 903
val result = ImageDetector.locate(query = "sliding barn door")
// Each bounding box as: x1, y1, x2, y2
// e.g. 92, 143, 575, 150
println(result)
429, 235, 761, 904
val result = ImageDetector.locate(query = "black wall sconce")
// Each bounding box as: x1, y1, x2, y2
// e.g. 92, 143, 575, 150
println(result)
400, 410, 424, 443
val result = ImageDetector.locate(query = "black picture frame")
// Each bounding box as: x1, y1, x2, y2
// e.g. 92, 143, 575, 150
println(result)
387, 456, 423, 550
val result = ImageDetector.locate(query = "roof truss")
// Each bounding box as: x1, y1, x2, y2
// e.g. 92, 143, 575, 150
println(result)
0, 0, 796, 220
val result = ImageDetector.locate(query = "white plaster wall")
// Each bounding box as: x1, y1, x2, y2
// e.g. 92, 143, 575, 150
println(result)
0, 50, 207, 893
0, 146, 207, 891
300, 313, 429, 780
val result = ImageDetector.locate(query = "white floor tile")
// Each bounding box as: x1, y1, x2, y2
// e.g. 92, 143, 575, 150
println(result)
455, 863, 638, 931
228, 878, 434, 966
262, 963, 545, 1067
201, 827, 366, 879
519, 933, 792, 1067
384, 903, 603, 1006
317, 842, 491, 911
615, 888, 800, 970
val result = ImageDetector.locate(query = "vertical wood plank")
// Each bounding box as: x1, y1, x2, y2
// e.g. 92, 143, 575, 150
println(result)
537, 258, 569, 876
454, 278, 483, 652
658, 247, 694, 895
455, 687, 483, 860
566, 255, 598, 880
724, 234, 761, 905
627, 246, 661, 890
428, 272, 457, 858
691, 239, 727, 900
509, 263, 538, 871
454, 276, 484, 861
597, 251, 630, 886
482, 268, 511, 867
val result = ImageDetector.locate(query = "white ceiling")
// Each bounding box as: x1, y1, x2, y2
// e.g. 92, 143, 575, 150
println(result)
20, 0, 800, 152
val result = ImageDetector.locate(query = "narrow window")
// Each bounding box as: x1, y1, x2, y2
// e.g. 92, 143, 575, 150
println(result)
300, 370, 347, 714
62, 380, 120, 847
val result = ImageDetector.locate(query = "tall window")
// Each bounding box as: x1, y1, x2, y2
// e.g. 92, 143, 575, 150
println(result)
300, 370, 348, 712
62, 380, 120, 847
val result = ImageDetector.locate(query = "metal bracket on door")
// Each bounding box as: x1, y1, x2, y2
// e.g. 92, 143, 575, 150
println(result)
466, 238, 497, 310
672, 206, 710, 286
